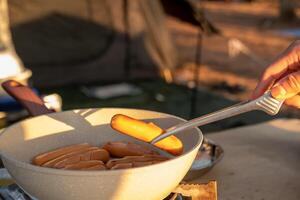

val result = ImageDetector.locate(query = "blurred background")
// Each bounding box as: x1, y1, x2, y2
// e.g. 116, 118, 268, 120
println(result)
0, 0, 299, 132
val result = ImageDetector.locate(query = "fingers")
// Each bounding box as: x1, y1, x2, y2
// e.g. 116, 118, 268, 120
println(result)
252, 58, 290, 99
271, 70, 300, 99
252, 75, 275, 99
252, 41, 300, 99
285, 95, 300, 108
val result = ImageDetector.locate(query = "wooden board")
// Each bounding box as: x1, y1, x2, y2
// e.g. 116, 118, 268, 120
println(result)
175, 181, 217, 200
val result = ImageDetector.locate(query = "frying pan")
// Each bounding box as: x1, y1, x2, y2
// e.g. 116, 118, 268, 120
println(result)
0, 80, 203, 200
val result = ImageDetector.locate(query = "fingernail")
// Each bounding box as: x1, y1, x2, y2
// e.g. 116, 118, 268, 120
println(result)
271, 85, 286, 99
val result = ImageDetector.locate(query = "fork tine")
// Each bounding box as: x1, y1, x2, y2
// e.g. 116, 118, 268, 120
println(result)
268, 97, 280, 104
263, 98, 279, 108
255, 91, 284, 115
260, 101, 277, 110
257, 101, 275, 111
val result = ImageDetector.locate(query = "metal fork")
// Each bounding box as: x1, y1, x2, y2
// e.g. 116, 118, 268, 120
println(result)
151, 91, 285, 144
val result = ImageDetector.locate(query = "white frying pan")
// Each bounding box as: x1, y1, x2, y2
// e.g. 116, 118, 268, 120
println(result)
0, 80, 203, 200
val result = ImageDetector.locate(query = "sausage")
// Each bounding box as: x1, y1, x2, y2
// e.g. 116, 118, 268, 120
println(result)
110, 159, 165, 170
106, 156, 139, 169
53, 149, 93, 169
64, 160, 105, 170
111, 163, 133, 170
132, 161, 153, 167
103, 141, 158, 157
33, 143, 91, 166
53, 148, 110, 169
90, 148, 110, 163
111, 160, 165, 170
34, 141, 168, 171
110, 114, 183, 155
111, 114, 163, 142
42, 146, 98, 168
85, 164, 107, 170
106, 155, 168, 168
106, 155, 168, 169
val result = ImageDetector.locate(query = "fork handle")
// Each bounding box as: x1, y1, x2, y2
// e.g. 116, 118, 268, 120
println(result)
151, 100, 256, 144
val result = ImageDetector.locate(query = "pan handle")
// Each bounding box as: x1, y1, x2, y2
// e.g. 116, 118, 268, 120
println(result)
2, 80, 54, 116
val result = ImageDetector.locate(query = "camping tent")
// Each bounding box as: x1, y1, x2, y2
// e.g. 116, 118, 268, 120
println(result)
2, 0, 178, 87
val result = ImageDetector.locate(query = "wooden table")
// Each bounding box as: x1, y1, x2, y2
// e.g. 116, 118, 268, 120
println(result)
198, 119, 300, 200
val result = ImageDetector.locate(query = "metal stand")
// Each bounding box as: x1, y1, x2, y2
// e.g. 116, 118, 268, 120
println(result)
190, 28, 203, 118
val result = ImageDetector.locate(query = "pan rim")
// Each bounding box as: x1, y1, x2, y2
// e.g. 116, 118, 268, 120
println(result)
1, 108, 203, 176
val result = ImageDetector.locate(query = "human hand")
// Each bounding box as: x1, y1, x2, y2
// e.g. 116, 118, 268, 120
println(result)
252, 40, 300, 108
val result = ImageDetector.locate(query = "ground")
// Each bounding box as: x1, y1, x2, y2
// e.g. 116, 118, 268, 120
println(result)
170, 1, 299, 101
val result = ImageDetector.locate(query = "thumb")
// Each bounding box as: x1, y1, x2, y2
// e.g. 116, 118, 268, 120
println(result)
271, 71, 300, 100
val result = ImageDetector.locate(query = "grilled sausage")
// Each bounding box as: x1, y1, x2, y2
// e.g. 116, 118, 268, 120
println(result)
64, 160, 105, 170
33, 143, 91, 166
110, 114, 183, 155
42, 146, 98, 168
85, 164, 107, 170
111, 163, 133, 170
33, 141, 167, 171
103, 141, 158, 157
106, 155, 168, 169
53, 148, 110, 169
90, 148, 110, 162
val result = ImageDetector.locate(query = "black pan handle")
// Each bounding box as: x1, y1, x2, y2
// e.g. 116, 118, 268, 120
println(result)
2, 80, 54, 116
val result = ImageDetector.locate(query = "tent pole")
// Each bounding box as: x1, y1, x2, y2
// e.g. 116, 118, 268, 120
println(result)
123, 0, 131, 80
190, 28, 202, 118
85, 0, 94, 20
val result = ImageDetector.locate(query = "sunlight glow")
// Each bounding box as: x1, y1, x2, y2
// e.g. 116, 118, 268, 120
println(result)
23, 115, 74, 140
0, 51, 23, 79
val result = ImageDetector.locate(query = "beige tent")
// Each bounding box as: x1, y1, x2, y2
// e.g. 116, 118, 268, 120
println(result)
1, 0, 178, 87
